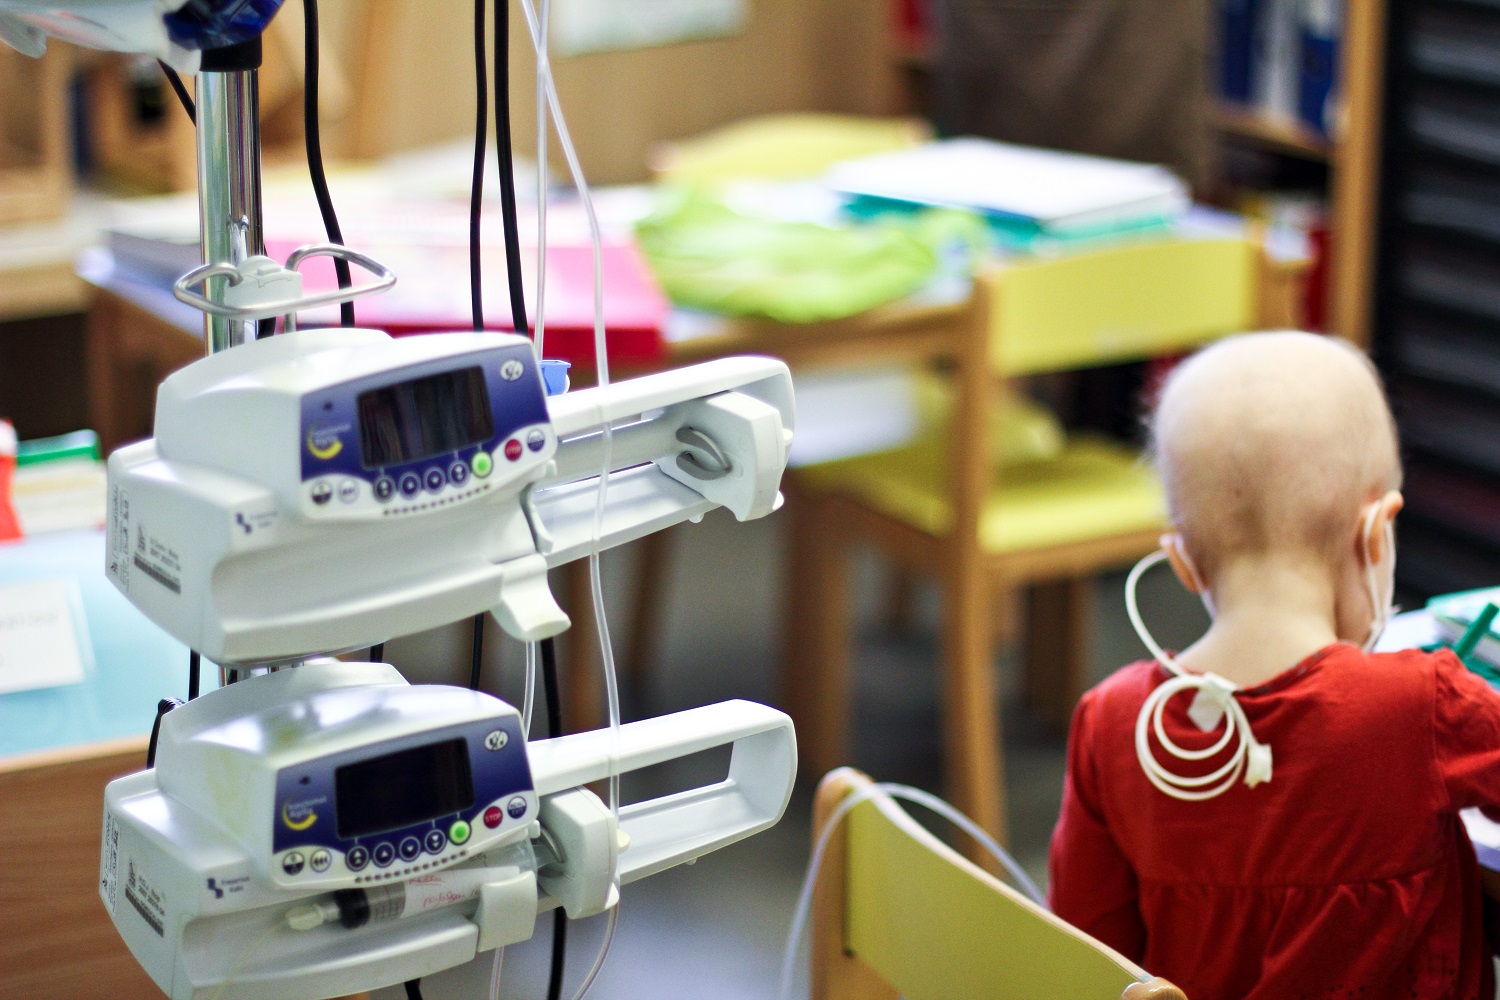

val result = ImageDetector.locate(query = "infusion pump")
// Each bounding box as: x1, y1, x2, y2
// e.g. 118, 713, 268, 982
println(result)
105, 327, 795, 663
103, 660, 797, 1000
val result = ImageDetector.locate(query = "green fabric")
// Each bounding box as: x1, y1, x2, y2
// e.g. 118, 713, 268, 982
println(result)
636, 190, 985, 323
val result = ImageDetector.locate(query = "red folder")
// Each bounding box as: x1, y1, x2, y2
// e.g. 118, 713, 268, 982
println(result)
263, 235, 668, 367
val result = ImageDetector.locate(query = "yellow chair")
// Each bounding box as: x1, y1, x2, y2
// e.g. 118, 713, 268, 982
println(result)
811, 768, 1187, 1000
786, 236, 1290, 846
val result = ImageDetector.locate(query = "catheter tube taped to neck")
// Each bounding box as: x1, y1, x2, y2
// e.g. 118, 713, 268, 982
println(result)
1361, 504, 1396, 654
1126, 550, 1273, 801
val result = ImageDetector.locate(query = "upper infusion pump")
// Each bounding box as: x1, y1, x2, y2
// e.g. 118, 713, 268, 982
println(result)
0, 1, 804, 997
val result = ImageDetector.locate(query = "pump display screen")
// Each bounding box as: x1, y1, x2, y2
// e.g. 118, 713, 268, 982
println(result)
357, 367, 495, 469
335, 738, 475, 839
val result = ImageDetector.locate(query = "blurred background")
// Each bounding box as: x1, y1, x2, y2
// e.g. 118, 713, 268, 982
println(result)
5, 0, 1498, 997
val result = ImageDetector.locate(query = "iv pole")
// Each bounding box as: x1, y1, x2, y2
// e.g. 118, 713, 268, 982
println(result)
194, 36, 264, 354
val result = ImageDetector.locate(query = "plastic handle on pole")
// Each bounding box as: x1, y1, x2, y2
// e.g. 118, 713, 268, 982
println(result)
173, 243, 396, 321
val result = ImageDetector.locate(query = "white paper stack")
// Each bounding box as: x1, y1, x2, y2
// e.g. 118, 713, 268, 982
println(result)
826, 138, 1191, 236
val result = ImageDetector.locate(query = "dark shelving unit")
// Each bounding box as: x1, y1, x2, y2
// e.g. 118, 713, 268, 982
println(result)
1374, 0, 1500, 596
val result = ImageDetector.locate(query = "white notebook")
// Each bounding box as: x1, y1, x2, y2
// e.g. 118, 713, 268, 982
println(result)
826, 138, 1191, 234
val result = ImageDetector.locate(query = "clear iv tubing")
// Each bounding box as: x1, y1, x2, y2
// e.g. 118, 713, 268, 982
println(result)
520, 0, 550, 745
518, 0, 623, 995
1125, 550, 1264, 801
777, 783, 1050, 1000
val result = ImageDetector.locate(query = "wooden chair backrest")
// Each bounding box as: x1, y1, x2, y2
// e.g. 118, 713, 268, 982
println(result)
988, 237, 1261, 377
811, 768, 1187, 1000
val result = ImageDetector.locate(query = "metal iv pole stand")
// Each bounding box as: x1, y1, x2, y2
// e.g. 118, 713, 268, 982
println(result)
193, 36, 264, 688
195, 36, 265, 355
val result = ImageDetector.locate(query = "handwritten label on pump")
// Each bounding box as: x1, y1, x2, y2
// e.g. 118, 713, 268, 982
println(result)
0, 579, 88, 694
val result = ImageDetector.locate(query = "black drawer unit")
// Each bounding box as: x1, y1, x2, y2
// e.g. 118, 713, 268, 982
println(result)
1374, 0, 1500, 596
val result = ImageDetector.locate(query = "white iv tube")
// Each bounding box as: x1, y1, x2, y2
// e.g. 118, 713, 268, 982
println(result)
1126, 550, 1273, 801
517, 2, 623, 996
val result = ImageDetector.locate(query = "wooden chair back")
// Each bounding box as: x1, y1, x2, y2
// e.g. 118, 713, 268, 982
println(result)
990, 237, 1261, 376
811, 768, 1187, 1000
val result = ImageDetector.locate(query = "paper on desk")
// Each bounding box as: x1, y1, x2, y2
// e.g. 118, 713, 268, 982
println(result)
827, 138, 1190, 233
1462, 808, 1500, 871
0, 578, 91, 694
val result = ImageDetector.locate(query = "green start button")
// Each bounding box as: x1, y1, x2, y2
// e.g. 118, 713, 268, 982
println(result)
471, 452, 493, 478
449, 819, 471, 845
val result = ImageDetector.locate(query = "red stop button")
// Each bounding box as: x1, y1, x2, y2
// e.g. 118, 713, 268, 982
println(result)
483, 805, 503, 828
504, 438, 523, 461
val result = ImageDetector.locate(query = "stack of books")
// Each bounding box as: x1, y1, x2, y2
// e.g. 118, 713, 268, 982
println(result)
1217, 0, 1341, 138
1427, 585, 1500, 681
826, 138, 1190, 246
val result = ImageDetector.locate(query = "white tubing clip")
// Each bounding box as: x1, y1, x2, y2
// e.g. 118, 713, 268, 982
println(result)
1125, 548, 1273, 801
1134, 669, 1273, 801
1245, 737, 1273, 788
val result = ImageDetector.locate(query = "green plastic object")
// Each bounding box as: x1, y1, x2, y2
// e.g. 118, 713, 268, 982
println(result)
16, 429, 102, 467
635, 190, 986, 323
1454, 603, 1500, 662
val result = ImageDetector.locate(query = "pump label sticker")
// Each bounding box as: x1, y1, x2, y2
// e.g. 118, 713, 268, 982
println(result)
131, 525, 182, 595
108, 485, 130, 588
100, 810, 120, 917
125, 860, 166, 938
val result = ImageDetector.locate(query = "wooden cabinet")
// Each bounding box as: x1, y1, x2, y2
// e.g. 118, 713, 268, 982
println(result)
0, 739, 162, 1000
0, 45, 71, 225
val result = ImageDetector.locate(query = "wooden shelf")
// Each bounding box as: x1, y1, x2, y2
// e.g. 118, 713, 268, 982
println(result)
1215, 103, 1335, 163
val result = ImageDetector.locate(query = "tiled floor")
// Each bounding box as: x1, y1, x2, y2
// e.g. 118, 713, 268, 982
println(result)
375, 506, 1211, 1000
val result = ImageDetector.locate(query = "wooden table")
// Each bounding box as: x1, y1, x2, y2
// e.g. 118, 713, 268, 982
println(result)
0, 738, 163, 1000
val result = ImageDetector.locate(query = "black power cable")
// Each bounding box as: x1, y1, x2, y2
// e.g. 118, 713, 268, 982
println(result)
403, 979, 423, 1000
540, 633, 568, 998
146, 697, 185, 767
493, 0, 528, 335
302, 0, 354, 328
469, 615, 485, 690
157, 61, 196, 124
188, 649, 201, 700
490, 4, 573, 995
470, 0, 488, 332
462, 0, 494, 694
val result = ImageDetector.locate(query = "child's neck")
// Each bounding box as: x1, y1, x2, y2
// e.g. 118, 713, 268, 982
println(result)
1174, 553, 1343, 689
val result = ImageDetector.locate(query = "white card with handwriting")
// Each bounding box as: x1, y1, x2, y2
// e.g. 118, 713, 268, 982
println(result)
0, 579, 89, 694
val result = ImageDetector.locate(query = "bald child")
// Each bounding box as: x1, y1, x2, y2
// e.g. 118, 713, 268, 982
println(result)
1049, 332, 1500, 1000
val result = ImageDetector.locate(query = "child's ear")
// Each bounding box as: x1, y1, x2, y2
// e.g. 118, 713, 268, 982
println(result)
1363, 490, 1404, 564
1161, 532, 1207, 594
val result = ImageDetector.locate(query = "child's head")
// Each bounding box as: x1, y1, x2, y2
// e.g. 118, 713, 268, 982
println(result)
1149, 332, 1403, 641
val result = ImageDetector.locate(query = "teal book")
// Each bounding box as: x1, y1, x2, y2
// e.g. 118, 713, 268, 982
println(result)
1426, 586, 1500, 682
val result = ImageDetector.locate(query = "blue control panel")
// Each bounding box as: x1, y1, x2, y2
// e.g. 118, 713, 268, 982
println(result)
297, 342, 553, 520
270, 713, 536, 887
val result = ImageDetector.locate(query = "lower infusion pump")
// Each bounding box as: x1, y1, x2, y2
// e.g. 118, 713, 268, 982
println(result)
103, 660, 795, 1000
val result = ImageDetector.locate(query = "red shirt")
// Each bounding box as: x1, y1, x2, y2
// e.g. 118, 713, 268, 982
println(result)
1050, 644, 1500, 1000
